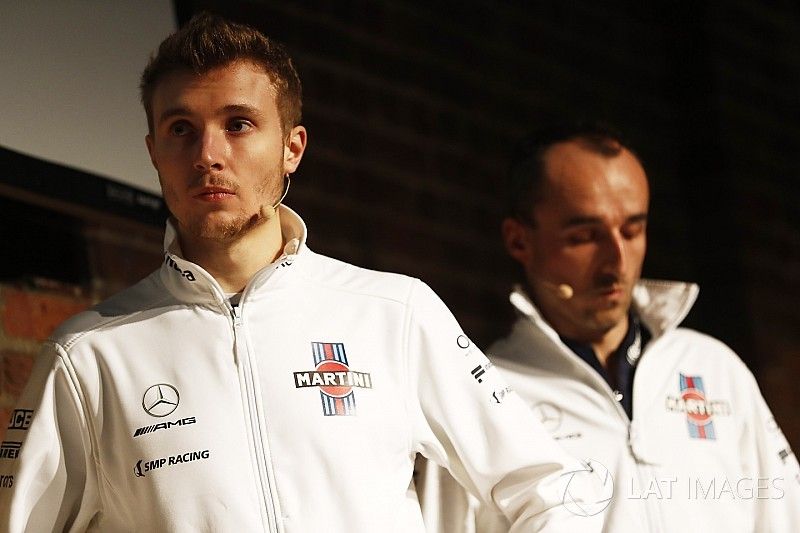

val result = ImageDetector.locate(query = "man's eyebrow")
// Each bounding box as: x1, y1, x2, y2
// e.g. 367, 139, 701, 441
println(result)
157, 106, 191, 125
156, 104, 263, 125
562, 212, 648, 228
221, 103, 262, 117
562, 216, 602, 228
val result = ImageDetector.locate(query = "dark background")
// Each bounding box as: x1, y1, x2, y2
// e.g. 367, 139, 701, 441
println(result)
1, 0, 797, 447
181, 0, 800, 444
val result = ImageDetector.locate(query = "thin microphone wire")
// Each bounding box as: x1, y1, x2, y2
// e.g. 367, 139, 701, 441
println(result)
273, 174, 291, 208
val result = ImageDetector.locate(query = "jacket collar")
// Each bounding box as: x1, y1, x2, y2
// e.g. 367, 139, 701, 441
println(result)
159, 204, 308, 305
509, 279, 699, 341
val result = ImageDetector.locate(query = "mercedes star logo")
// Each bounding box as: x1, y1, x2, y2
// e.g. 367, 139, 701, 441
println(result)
142, 384, 180, 417
533, 401, 563, 432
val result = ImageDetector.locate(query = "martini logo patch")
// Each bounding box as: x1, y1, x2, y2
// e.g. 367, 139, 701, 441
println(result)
294, 342, 372, 416
665, 373, 730, 440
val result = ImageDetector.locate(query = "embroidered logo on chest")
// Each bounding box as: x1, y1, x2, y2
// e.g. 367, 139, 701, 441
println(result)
293, 342, 373, 416
665, 373, 731, 440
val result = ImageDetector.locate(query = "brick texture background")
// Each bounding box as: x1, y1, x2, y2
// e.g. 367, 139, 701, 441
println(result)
180, 0, 800, 445
0, 287, 92, 441
0, 216, 162, 441
0, 1, 797, 450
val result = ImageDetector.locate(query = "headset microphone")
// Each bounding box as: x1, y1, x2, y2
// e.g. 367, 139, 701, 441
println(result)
258, 174, 292, 220
556, 283, 574, 300
543, 281, 574, 300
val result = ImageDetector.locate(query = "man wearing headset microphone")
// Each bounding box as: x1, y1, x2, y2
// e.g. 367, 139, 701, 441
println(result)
0, 14, 604, 533
419, 122, 800, 532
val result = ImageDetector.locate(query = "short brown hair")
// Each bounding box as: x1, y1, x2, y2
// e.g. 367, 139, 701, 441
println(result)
140, 12, 302, 135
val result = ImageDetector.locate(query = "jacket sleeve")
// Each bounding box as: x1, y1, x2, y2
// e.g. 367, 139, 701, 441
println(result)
0, 342, 99, 532
741, 370, 800, 532
405, 281, 604, 532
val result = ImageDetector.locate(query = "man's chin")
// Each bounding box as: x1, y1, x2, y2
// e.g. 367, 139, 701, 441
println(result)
185, 216, 248, 242
587, 307, 628, 332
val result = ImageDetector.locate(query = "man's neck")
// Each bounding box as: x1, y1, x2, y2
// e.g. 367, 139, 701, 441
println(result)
590, 316, 629, 368
531, 286, 631, 368
178, 215, 284, 294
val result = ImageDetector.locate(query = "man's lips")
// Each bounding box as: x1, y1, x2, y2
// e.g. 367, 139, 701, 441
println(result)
193, 187, 236, 201
594, 284, 625, 298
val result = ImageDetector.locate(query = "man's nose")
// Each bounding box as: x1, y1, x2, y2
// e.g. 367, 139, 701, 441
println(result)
193, 129, 224, 172
601, 231, 627, 274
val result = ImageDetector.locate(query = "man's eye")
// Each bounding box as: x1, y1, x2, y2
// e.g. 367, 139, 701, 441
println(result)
169, 122, 192, 136
227, 120, 253, 133
622, 221, 646, 239
566, 230, 595, 245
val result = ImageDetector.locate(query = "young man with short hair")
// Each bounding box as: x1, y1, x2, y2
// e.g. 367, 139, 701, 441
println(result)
0, 15, 602, 532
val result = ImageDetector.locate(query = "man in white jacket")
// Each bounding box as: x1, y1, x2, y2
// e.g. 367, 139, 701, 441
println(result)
0, 14, 603, 533
420, 123, 800, 532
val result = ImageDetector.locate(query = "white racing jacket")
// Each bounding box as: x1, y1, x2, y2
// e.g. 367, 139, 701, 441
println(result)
0, 207, 602, 533
422, 281, 800, 533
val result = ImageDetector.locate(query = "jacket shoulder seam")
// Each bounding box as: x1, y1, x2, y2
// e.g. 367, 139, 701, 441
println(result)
58, 293, 176, 350
295, 269, 414, 306
47, 341, 108, 516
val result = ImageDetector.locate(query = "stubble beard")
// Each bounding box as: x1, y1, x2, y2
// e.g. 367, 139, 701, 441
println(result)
165, 164, 284, 244
580, 285, 634, 335
582, 304, 627, 335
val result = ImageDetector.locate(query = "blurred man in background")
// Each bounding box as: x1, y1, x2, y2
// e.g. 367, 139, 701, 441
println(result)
421, 122, 800, 532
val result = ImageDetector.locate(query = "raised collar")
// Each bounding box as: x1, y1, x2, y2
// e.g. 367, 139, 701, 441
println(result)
159, 204, 308, 305
509, 279, 699, 341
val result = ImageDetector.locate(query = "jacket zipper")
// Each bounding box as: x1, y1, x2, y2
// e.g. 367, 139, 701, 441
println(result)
554, 342, 630, 423
556, 339, 664, 532
628, 342, 665, 533
230, 303, 280, 532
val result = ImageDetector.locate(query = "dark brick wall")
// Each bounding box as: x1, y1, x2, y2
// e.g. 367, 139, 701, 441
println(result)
2, 1, 797, 449
0, 286, 92, 441
0, 196, 162, 441
176, 0, 800, 446
701, 1, 800, 446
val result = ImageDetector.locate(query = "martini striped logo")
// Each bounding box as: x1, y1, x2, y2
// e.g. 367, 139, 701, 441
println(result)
294, 342, 372, 416
679, 374, 716, 440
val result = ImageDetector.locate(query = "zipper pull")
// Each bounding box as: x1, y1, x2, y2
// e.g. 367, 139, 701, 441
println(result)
231, 304, 243, 326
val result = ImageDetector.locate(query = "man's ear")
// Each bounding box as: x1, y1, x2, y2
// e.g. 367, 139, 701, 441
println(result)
283, 125, 307, 175
145, 134, 158, 171
501, 217, 533, 266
